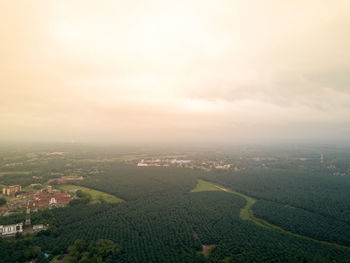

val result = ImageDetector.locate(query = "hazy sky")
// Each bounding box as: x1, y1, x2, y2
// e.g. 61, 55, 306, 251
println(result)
1, 0, 350, 145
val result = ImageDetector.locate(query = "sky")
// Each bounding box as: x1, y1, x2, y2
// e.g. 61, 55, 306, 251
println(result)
1, 0, 350, 145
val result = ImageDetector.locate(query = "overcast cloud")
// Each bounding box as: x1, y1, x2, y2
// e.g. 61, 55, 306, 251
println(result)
1, 0, 350, 144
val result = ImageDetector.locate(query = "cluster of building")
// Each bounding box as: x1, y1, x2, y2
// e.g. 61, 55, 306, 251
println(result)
331, 172, 347, 177
214, 164, 231, 169
0, 223, 23, 236
137, 159, 192, 167
16, 187, 72, 209
136, 159, 236, 170
197, 161, 234, 170
1, 185, 73, 212
18, 192, 72, 208
0, 206, 46, 237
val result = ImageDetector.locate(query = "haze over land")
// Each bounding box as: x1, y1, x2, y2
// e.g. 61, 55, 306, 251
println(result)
1, 0, 350, 144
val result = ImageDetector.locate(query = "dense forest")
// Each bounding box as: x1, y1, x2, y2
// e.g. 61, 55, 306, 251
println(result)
253, 199, 350, 245
2, 192, 350, 262
1, 146, 350, 262
201, 167, 350, 223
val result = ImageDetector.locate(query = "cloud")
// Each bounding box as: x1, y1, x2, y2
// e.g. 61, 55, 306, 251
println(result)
1, 0, 350, 144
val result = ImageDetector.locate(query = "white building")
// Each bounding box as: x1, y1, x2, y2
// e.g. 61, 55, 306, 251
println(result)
215, 164, 231, 169
49, 197, 57, 205
2, 185, 22, 196
170, 159, 191, 164
137, 160, 149, 166
0, 223, 23, 236
33, 224, 44, 231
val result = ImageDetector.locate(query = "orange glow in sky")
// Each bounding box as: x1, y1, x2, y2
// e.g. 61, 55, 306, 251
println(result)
1, 0, 350, 144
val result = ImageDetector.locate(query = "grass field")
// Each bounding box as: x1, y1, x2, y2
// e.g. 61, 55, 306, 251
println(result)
59, 185, 123, 204
220, 187, 256, 221
191, 180, 256, 220
0, 171, 32, 177
191, 179, 221, 192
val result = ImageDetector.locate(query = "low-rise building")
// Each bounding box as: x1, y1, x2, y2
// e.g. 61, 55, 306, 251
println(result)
137, 159, 192, 167
46, 185, 53, 193
215, 164, 231, 169
32, 224, 45, 231
0, 223, 23, 236
2, 185, 22, 196
20, 192, 72, 208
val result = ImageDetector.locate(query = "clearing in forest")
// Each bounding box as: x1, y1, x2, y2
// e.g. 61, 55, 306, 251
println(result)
190, 180, 254, 220
191, 179, 221, 192
193, 232, 216, 258
214, 185, 256, 221
202, 244, 215, 257
59, 185, 123, 204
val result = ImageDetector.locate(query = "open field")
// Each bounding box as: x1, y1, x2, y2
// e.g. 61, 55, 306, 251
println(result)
59, 185, 123, 204
0, 171, 32, 177
191, 179, 221, 192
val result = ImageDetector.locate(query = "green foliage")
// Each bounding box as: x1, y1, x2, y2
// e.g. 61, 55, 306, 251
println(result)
201, 166, 350, 223
0, 197, 7, 206
191, 179, 220, 192
24, 246, 44, 261
253, 200, 350, 246
69, 190, 92, 206
0, 173, 40, 187
69, 198, 86, 206
77, 165, 200, 201
77, 190, 92, 203
33, 184, 42, 190
61, 185, 122, 203
76, 190, 86, 198
65, 239, 122, 263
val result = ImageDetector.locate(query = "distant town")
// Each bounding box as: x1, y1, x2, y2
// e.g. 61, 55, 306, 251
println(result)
137, 159, 233, 170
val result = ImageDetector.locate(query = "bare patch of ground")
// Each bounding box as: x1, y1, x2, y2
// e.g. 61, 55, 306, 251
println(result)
193, 231, 216, 257
202, 244, 215, 256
